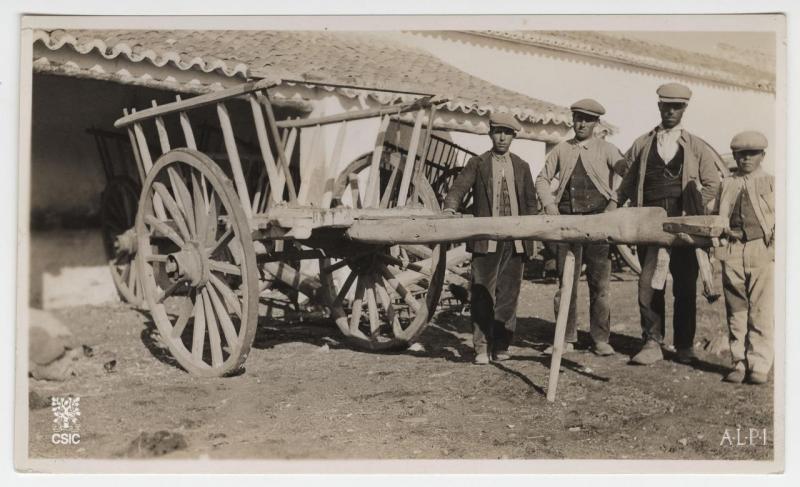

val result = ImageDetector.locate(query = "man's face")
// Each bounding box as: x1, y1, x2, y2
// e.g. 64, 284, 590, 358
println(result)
733, 150, 765, 174
658, 102, 687, 129
572, 112, 598, 141
489, 126, 516, 154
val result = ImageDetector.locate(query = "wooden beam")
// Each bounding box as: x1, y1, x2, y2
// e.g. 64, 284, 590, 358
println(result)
274, 97, 446, 129
346, 207, 720, 247
114, 78, 279, 128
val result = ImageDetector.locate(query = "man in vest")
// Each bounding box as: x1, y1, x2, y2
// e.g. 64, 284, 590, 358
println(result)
607, 83, 722, 366
714, 131, 774, 384
443, 112, 538, 365
536, 99, 626, 356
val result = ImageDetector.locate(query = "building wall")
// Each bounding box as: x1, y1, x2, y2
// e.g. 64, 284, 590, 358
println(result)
393, 31, 777, 173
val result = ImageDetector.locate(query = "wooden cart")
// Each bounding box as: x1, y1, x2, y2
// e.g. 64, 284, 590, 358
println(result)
114, 78, 477, 377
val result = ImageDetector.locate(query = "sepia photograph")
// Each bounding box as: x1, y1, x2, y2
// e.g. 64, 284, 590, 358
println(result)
12, 12, 786, 475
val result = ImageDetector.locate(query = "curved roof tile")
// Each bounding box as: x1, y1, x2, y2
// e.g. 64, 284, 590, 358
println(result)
32, 29, 573, 128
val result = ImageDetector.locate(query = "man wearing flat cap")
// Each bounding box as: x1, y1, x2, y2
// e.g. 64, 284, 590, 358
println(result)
608, 82, 722, 366
443, 112, 539, 365
713, 131, 774, 384
536, 99, 626, 356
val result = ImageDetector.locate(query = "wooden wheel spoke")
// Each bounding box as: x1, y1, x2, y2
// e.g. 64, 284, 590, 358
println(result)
373, 277, 401, 336
145, 254, 169, 263
191, 295, 206, 361
201, 288, 224, 367
145, 214, 185, 248
376, 252, 431, 276
378, 263, 419, 311
124, 261, 134, 288
209, 273, 243, 318
208, 227, 234, 257
157, 277, 188, 304
209, 260, 241, 276
350, 276, 365, 333
332, 271, 357, 310
171, 294, 195, 338
206, 193, 219, 246
321, 258, 351, 275
191, 172, 208, 248
206, 284, 240, 355
168, 167, 197, 236
153, 181, 192, 240
364, 275, 381, 337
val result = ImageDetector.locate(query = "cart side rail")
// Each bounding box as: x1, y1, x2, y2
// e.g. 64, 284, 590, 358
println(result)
113, 78, 280, 129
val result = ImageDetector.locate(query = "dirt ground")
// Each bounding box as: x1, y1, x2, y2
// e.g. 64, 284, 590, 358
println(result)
26, 271, 774, 461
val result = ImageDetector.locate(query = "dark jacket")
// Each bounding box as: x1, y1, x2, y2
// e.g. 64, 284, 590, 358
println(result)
443, 150, 538, 256
616, 128, 722, 215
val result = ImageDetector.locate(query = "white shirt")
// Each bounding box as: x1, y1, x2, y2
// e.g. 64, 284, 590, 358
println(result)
656, 124, 683, 163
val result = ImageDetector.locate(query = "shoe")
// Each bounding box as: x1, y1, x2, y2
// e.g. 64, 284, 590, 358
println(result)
747, 371, 769, 385
473, 352, 490, 365
543, 342, 575, 355
631, 340, 663, 365
592, 342, 615, 356
723, 363, 746, 383
675, 347, 698, 365
493, 351, 511, 362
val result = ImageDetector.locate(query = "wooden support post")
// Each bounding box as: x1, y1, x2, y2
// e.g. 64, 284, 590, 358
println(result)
122, 108, 146, 184
176, 97, 198, 150
131, 114, 167, 221
364, 114, 391, 208
248, 93, 283, 205
259, 92, 298, 203
297, 124, 321, 205
547, 242, 578, 402
216, 101, 252, 219
320, 121, 347, 209
396, 109, 424, 207
410, 104, 437, 204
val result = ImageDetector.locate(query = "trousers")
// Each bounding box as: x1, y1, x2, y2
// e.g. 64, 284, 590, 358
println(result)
470, 241, 524, 354
554, 242, 611, 344
637, 197, 698, 349
720, 239, 774, 375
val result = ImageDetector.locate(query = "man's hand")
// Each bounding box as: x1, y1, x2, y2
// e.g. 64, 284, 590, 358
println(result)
544, 204, 559, 216
604, 200, 618, 212
442, 208, 458, 216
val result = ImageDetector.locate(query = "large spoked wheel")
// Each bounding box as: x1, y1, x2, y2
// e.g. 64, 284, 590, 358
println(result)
136, 148, 259, 377
321, 152, 450, 351
101, 176, 145, 307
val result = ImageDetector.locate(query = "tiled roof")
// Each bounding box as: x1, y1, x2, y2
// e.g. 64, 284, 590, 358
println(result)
32, 29, 573, 128
470, 31, 775, 93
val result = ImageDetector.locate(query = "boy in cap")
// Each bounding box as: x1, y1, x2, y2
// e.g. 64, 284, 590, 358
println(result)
714, 131, 774, 384
536, 99, 626, 356
608, 82, 722, 365
443, 112, 538, 364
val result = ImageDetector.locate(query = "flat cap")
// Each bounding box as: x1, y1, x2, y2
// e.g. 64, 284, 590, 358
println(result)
730, 131, 768, 151
657, 83, 692, 103
489, 112, 522, 132
570, 98, 606, 117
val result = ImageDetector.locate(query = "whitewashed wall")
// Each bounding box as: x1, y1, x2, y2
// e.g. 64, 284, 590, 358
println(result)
391, 31, 777, 174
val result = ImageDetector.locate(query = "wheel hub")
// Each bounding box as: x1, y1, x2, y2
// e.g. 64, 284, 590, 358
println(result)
165, 241, 209, 286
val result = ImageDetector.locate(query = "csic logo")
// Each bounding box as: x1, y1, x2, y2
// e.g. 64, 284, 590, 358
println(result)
51, 396, 81, 445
